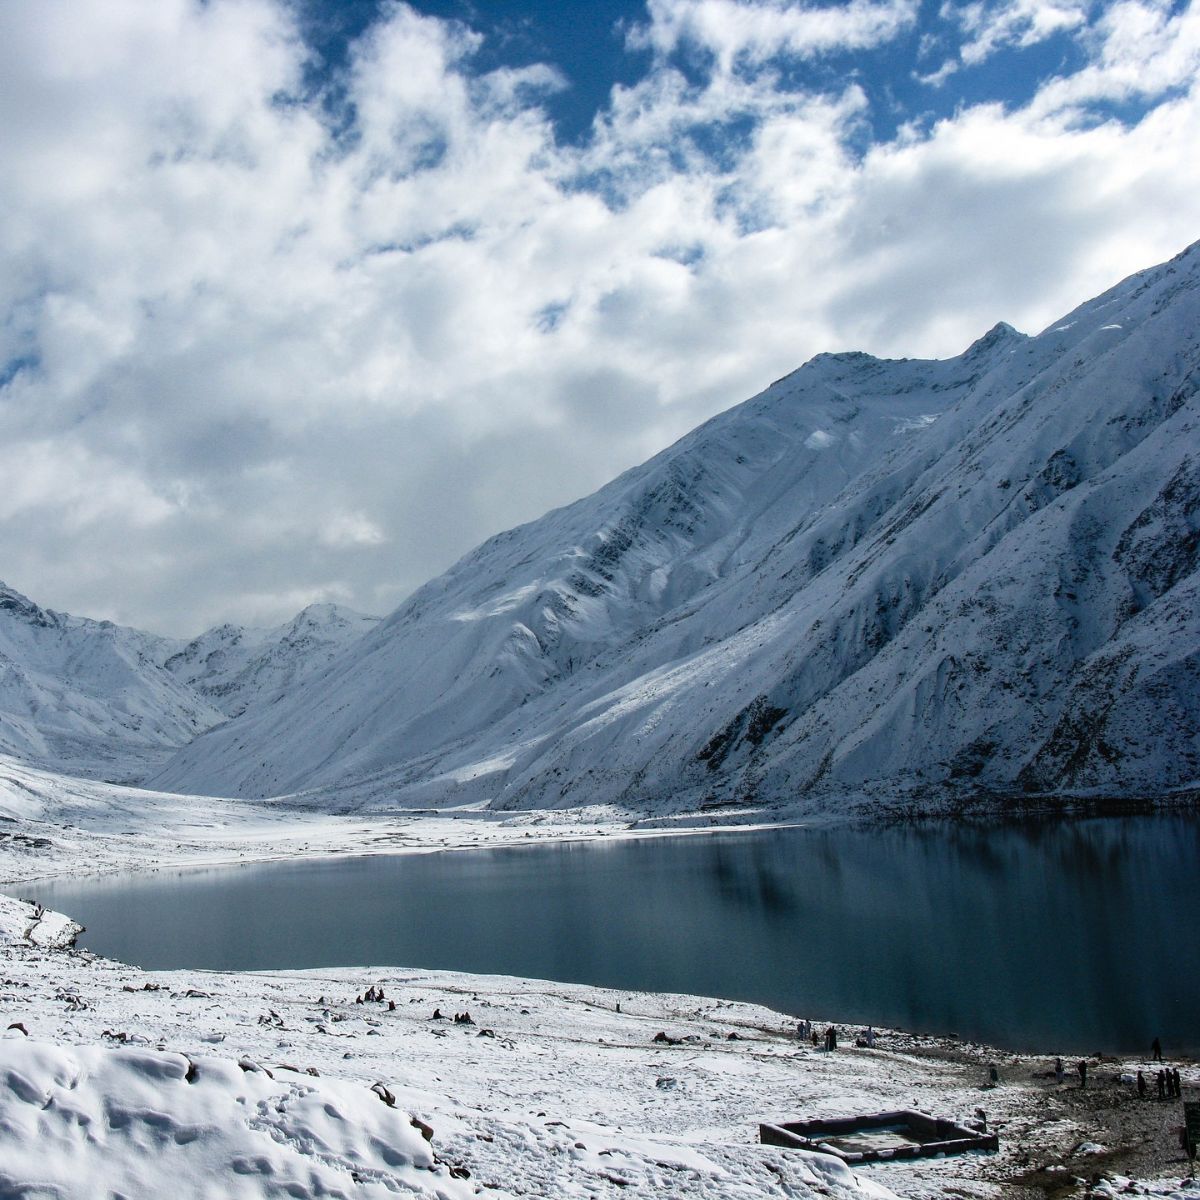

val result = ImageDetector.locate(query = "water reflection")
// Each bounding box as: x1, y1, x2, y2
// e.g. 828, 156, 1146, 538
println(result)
24, 815, 1200, 1055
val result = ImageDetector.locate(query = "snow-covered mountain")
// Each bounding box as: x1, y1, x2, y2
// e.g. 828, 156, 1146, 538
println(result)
163, 604, 380, 718
0, 587, 378, 782
0, 584, 221, 780
150, 242, 1200, 814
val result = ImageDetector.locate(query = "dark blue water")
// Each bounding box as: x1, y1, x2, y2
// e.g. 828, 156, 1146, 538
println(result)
24, 816, 1200, 1055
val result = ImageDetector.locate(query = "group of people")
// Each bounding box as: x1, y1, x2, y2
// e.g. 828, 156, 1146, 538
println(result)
428, 1007, 474, 1024
1051, 1038, 1186, 1099
1140, 1038, 1183, 1099
795, 1019, 877, 1051
795, 1020, 839, 1049
1137, 1067, 1183, 1099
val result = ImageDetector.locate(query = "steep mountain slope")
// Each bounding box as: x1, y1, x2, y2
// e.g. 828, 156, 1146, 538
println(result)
152, 241, 1200, 814
0, 584, 222, 781
163, 604, 380, 718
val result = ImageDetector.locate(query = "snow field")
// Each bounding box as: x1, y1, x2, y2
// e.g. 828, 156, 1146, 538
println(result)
0, 1038, 466, 1200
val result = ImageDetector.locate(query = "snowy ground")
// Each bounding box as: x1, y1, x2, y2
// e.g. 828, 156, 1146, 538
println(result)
2, 757, 1199, 1199
0, 754, 810, 888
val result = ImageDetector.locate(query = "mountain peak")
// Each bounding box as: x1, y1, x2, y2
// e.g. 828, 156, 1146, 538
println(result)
290, 602, 377, 627
962, 320, 1027, 361
158, 601, 381, 722
805, 349, 885, 373
0, 582, 57, 630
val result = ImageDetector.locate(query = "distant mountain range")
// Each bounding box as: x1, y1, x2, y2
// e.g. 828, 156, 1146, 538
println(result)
4, 241, 1199, 816
0, 587, 377, 781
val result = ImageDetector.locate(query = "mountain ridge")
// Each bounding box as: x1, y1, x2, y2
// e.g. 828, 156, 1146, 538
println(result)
0, 581, 218, 780
162, 603, 380, 719
0, 584, 378, 781
149, 339, 1004, 800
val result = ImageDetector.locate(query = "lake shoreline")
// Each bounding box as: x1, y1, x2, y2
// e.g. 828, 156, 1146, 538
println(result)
14, 810, 1200, 1054
4, 764, 1198, 892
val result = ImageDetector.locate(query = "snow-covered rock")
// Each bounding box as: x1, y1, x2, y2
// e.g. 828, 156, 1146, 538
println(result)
0, 892, 81, 947
150, 242, 1200, 813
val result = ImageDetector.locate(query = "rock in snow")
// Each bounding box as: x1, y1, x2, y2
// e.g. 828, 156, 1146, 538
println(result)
4, 242, 1200, 816
147, 242, 1200, 814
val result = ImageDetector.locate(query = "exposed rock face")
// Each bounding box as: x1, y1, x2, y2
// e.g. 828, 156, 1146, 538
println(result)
148, 243, 1200, 814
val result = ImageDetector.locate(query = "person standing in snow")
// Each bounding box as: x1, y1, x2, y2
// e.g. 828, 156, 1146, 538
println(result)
1137, 1070, 1147, 1098
1055, 1057, 1065, 1085
1077, 1060, 1087, 1088
1152, 1037, 1163, 1062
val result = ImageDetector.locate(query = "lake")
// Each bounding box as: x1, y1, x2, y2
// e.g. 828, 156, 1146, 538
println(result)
23, 815, 1200, 1055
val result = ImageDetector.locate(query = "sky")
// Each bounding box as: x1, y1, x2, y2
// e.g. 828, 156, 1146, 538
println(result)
1, 0, 1198, 637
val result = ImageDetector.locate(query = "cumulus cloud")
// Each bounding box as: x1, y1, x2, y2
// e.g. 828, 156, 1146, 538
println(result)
0, 0, 1198, 635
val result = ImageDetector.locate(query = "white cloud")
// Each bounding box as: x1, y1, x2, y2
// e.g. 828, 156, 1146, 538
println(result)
627, 0, 920, 70
0, 439, 174, 531
925, 0, 1200, 96
319, 512, 388, 549
1029, 0, 1200, 112
0, 0, 1198, 634
942, 0, 1090, 67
